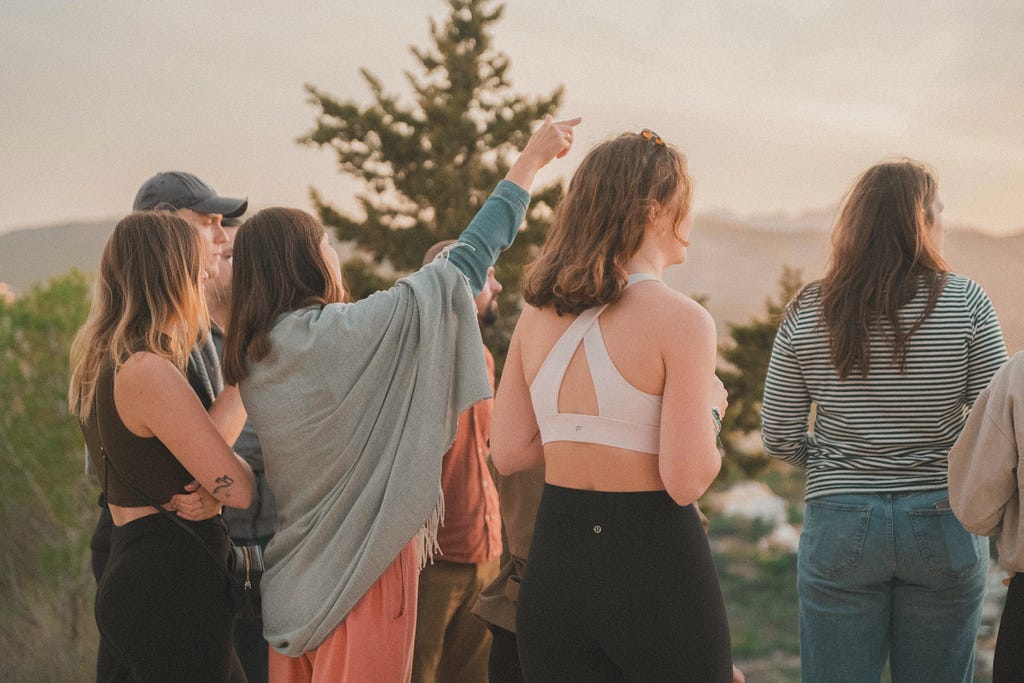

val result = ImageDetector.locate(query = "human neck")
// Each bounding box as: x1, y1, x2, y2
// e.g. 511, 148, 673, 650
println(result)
206, 297, 229, 332
624, 251, 667, 279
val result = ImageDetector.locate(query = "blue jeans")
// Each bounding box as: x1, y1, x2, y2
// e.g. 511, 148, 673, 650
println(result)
797, 489, 987, 683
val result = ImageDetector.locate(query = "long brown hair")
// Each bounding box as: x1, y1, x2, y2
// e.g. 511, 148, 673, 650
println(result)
817, 158, 947, 379
522, 131, 692, 315
69, 212, 207, 421
222, 207, 346, 384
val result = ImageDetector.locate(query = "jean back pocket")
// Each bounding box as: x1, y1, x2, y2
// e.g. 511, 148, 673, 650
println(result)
802, 499, 872, 579
907, 506, 984, 583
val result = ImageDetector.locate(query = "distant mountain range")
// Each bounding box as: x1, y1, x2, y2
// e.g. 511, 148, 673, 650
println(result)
0, 219, 118, 293
2, 215, 1021, 353
664, 214, 1024, 353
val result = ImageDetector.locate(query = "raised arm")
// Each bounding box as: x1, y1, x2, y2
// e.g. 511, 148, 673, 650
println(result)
115, 353, 254, 508
445, 116, 580, 294
504, 115, 580, 191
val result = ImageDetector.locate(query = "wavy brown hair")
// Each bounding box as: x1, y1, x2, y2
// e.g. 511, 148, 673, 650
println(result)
222, 207, 346, 384
69, 212, 206, 421
522, 131, 692, 315
817, 158, 947, 379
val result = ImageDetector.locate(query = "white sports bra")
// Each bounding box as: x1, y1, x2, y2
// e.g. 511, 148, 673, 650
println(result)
529, 274, 663, 454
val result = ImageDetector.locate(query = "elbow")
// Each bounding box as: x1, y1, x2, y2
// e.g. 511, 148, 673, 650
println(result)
763, 439, 807, 468
664, 453, 721, 507
949, 476, 1006, 537
226, 491, 254, 510
489, 435, 512, 475
952, 507, 1002, 537
666, 479, 715, 507
957, 516, 999, 538
491, 430, 542, 476
493, 460, 515, 477
492, 446, 543, 477
491, 445, 520, 476
223, 484, 254, 510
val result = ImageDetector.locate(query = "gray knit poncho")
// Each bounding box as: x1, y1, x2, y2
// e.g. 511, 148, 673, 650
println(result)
241, 262, 491, 656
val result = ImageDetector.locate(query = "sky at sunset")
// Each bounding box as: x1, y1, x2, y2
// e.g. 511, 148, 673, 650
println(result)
2, 0, 1022, 234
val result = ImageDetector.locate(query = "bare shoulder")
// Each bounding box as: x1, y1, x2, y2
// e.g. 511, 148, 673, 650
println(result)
120, 351, 176, 375
514, 303, 579, 377
515, 303, 543, 327
115, 352, 195, 435
633, 284, 715, 340
513, 303, 565, 337
117, 352, 189, 393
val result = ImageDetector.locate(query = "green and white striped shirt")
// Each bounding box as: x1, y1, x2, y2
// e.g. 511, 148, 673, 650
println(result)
761, 274, 1007, 500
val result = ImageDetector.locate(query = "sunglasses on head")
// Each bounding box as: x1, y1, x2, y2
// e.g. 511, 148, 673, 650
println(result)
639, 129, 665, 148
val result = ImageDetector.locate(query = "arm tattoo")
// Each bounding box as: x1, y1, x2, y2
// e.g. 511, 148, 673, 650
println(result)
212, 475, 234, 497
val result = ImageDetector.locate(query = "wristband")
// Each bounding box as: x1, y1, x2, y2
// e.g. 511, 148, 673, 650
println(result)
711, 407, 723, 450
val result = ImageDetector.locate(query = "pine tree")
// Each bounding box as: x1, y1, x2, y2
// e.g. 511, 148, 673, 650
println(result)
717, 267, 804, 479
300, 0, 564, 365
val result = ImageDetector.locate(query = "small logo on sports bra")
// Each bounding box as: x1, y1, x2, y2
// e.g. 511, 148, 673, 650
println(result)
575, 425, 583, 432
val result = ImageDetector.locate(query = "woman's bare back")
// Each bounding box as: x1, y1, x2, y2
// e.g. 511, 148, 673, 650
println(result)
518, 281, 695, 492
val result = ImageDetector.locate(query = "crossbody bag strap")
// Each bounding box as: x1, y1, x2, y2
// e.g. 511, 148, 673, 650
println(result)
97, 419, 237, 587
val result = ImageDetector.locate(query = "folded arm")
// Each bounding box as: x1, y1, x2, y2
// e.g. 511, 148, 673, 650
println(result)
115, 352, 254, 509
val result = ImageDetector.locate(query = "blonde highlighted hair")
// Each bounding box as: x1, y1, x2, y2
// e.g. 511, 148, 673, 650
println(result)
69, 211, 208, 421
522, 131, 691, 315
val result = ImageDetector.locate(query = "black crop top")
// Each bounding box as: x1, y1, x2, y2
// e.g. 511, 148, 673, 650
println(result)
82, 361, 194, 506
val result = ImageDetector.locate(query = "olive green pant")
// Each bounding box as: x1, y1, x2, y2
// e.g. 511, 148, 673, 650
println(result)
412, 557, 500, 683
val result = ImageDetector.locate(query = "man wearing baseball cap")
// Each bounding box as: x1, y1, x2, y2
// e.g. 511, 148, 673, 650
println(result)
133, 171, 247, 278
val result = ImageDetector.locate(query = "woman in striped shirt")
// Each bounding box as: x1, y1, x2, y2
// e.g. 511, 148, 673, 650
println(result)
761, 158, 1007, 682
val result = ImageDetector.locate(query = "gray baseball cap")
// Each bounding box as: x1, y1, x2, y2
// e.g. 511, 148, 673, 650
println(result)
133, 171, 247, 217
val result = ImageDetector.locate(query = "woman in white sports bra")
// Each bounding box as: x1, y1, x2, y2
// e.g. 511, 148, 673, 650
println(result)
492, 129, 736, 682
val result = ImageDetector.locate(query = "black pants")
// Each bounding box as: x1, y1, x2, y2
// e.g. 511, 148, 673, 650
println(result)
231, 535, 272, 683
488, 624, 524, 683
995, 572, 1024, 682
95, 513, 246, 683
91, 494, 113, 582
516, 485, 733, 682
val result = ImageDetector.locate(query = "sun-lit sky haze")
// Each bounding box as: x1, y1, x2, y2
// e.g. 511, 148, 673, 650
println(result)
1, 0, 1022, 234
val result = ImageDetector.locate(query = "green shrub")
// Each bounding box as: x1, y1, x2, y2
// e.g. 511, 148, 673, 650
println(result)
0, 272, 97, 681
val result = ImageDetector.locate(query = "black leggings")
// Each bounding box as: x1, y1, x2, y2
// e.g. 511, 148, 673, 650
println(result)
95, 514, 246, 683
994, 572, 1024, 682
516, 485, 733, 682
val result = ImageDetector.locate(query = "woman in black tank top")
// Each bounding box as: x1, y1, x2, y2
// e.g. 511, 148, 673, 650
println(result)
70, 212, 254, 683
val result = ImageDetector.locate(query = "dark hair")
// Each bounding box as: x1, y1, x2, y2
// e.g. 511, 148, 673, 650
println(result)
222, 207, 346, 384
816, 158, 947, 379
522, 131, 691, 315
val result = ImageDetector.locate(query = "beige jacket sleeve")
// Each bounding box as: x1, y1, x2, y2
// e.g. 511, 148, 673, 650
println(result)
948, 354, 1022, 539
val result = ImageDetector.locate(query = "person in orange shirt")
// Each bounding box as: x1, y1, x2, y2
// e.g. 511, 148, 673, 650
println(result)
412, 240, 504, 683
